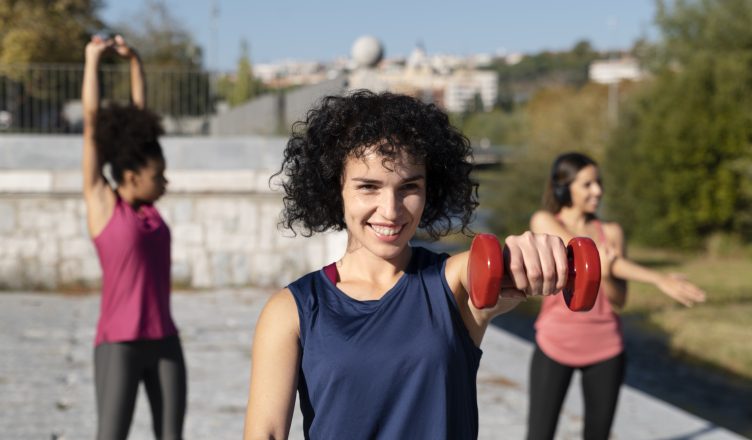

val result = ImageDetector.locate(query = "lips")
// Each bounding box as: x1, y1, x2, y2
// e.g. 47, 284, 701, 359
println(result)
369, 223, 404, 238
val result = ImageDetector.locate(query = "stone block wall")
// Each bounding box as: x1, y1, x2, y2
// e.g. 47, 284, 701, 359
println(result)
0, 193, 346, 290
0, 136, 347, 290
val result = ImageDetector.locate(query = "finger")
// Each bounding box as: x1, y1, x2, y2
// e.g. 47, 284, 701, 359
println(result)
536, 235, 557, 296
684, 284, 707, 302
517, 234, 543, 296
503, 242, 529, 295
550, 236, 568, 292
499, 289, 527, 300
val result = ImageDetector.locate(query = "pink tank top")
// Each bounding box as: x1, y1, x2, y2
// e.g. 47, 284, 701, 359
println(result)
534, 220, 623, 366
92, 196, 177, 345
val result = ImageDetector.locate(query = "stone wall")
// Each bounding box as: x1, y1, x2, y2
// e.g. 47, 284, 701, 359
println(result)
0, 136, 347, 290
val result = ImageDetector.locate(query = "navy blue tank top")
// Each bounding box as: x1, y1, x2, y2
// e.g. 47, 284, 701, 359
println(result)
288, 247, 483, 439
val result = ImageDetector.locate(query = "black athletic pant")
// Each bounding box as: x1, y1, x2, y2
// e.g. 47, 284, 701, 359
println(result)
527, 345, 625, 440
94, 335, 187, 440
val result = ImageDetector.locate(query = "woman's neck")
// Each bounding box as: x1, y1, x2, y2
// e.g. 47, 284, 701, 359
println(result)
338, 241, 412, 285
116, 188, 146, 211
557, 207, 594, 232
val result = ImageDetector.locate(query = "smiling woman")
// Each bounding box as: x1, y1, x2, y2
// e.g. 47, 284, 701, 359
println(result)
243, 90, 573, 440
526, 152, 707, 440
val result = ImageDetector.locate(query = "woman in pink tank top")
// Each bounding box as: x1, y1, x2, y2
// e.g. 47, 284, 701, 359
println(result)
82, 35, 186, 440
526, 152, 706, 440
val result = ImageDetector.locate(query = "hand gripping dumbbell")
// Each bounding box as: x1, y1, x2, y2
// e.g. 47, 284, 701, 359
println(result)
466, 233, 601, 311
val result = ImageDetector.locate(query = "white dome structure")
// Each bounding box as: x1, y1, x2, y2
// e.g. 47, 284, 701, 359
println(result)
351, 36, 384, 68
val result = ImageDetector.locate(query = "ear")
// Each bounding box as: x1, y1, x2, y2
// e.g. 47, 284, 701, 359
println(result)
122, 169, 140, 188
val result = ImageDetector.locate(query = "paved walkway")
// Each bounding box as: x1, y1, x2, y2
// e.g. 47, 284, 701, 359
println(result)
0, 289, 746, 440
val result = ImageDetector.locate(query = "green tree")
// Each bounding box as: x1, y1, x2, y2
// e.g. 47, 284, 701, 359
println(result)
114, 0, 202, 68
487, 39, 605, 109
0, 0, 102, 64
111, 0, 211, 118
481, 83, 617, 236
604, 0, 752, 247
0, 1, 103, 131
217, 39, 264, 107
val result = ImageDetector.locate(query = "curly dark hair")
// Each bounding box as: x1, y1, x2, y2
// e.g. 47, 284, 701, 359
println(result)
94, 103, 165, 184
275, 90, 479, 240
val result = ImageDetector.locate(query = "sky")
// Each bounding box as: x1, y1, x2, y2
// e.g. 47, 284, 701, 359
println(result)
102, 0, 658, 72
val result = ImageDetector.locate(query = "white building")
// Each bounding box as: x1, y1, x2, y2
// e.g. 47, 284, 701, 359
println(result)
589, 57, 644, 84
348, 39, 499, 113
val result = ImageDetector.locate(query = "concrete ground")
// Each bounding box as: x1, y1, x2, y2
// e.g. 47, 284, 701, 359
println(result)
0, 289, 746, 440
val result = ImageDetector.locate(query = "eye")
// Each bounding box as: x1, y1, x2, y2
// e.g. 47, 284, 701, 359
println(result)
357, 184, 378, 191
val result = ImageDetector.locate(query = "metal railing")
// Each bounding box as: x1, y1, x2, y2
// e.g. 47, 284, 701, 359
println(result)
0, 63, 216, 135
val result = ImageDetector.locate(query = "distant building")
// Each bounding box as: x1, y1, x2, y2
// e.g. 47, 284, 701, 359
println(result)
444, 70, 498, 113
347, 40, 499, 113
589, 57, 644, 84
216, 37, 501, 135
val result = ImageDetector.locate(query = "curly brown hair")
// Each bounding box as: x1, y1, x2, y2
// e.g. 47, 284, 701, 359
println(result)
274, 90, 479, 240
94, 103, 164, 184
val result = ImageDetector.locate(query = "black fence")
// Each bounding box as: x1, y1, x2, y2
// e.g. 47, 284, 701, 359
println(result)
0, 63, 216, 135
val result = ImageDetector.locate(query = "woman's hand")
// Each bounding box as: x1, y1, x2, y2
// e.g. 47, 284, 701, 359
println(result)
85, 35, 111, 62
503, 231, 568, 298
112, 35, 137, 59
656, 273, 707, 307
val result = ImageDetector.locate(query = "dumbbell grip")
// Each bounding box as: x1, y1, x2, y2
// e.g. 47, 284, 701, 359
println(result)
467, 234, 600, 311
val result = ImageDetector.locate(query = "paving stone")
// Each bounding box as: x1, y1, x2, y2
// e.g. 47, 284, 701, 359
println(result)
0, 290, 745, 440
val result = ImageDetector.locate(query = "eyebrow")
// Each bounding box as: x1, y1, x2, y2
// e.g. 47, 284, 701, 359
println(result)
351, 174, 425, 184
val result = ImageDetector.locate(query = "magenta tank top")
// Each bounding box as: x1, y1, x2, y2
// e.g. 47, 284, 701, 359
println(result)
534, 220, 623, 366
92, 196, 177, 346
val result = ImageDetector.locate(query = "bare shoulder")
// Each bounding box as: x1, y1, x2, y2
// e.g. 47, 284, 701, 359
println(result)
601, 221, 624, 242
444, 251, 469, 296
530, 210, 557, 231
257, 288, 300, 336
261, 288, 299, 319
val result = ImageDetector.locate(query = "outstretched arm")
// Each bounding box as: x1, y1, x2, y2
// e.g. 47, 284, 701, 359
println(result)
530, 211, 706, 307
444, 231, 568, 346
610, 247, 706, 307
82, 36, 116, 237
82, 36, 108, 195
112, 35, 145, 109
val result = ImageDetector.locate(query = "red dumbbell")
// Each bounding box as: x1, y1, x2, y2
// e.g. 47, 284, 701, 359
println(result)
466, 233, 601, 311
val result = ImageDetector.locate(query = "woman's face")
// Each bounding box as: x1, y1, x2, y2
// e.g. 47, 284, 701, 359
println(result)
340, 149, 426, 262
131, 156, 168, 203
568, 164, 602, 214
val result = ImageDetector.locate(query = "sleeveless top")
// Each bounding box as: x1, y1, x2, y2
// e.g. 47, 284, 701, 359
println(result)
288, 247, 482, 440
534, 220, 623, 367
92, 195, 177, 346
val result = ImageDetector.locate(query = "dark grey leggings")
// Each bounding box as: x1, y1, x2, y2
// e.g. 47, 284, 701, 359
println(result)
94, 335, 187, 440
527, 345, 626, 440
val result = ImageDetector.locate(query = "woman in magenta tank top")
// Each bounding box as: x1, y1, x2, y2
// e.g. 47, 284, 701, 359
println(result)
527, 152, 707, 439
82, 35, 186, 440
243, 91, 574, 439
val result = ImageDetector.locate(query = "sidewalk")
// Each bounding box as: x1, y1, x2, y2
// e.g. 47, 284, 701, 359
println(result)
0, 289, 746, 439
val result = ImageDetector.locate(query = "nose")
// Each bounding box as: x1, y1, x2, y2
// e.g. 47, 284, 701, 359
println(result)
379, 189, 402, 221
592, 182, 603, 197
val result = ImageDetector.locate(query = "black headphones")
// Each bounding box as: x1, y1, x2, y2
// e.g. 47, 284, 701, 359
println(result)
552, 180, 571, 205
550, 158, 571, 205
